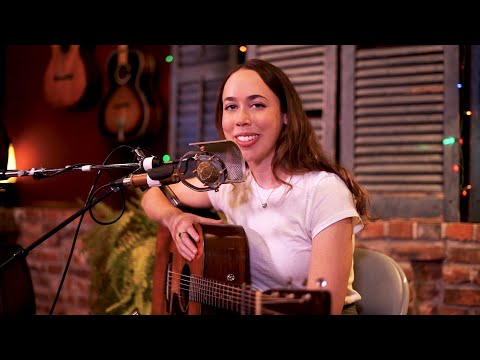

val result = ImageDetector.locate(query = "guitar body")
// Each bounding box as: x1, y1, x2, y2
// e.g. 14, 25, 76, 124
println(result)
152, 222, 332, 315
43, 45, 101, 110
98, 46, 162, 143
153, 223, 250, 315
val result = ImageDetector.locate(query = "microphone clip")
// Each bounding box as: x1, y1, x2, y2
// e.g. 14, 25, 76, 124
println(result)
133, 147, 147, 163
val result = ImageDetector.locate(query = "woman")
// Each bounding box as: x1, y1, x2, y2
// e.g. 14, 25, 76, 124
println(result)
141, 58, 374, 315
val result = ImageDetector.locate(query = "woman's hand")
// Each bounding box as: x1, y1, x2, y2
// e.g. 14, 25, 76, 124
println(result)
169, 212, 224, 261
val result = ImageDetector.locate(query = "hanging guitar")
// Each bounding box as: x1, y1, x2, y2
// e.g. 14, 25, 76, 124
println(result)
43, 45, 101, 110
151, 222, 331, 315
98, 45, 162, 144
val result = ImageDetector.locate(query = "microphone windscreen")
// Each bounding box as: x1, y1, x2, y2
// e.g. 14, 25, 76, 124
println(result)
196, 160, 220, 184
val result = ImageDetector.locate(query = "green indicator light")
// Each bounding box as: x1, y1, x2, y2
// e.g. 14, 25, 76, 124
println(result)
163, 154, 171, 162
442, 137, 455, 145
165, 55, 174, 63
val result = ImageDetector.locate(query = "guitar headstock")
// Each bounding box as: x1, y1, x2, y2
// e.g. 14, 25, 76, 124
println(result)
261, 289, 331, 315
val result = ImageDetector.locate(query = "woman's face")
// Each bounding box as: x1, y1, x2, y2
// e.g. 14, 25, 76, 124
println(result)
221, 69, 284, 167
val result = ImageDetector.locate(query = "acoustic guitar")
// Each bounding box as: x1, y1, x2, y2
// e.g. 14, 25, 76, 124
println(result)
43, 45, 101, 110
98, 45, 162, 143
151, 222, 331, 315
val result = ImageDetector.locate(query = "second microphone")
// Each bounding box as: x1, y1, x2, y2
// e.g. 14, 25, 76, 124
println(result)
111, 164, 180, 188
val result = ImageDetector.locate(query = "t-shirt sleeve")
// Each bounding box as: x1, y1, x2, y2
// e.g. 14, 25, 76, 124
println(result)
207, 183, 226, 213
309, 173, 364, 239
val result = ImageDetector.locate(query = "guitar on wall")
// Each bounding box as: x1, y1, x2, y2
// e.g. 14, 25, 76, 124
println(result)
43, 45, 102, 110
151, 222, 331, 315
98, 45, 163, 144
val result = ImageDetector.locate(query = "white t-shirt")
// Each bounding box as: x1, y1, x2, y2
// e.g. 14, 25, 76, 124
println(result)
208, 170, 363, 305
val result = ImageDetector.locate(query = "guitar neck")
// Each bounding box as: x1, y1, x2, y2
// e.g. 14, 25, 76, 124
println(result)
175, 271, 316, 315
117, 44, 129, 65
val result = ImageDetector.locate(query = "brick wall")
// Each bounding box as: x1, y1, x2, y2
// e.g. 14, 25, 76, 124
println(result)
356, 220, 480, 315
1, 207, 94, 315
2, 207, 480, 315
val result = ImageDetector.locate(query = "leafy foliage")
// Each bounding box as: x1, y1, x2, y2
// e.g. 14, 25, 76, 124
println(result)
80, 189, 157, 315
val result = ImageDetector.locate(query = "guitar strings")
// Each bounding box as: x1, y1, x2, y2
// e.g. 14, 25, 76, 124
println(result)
167, 271, 309, 315
170, 270, 305, 305
170, 271, 259, 314
175, 279, 282, 314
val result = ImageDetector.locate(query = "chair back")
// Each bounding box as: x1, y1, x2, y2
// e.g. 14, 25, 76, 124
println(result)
353, 248, 409, 315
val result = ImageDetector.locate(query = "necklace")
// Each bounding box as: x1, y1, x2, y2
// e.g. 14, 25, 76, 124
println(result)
253, 178, 279, 209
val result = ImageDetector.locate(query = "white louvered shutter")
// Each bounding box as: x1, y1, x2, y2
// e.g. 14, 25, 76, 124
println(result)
340, 45, 460, 221
246, 45, 338, 159
169, 45, 238, 159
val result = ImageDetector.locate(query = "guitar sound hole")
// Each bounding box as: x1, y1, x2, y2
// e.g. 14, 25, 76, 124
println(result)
116, 64, 132, 85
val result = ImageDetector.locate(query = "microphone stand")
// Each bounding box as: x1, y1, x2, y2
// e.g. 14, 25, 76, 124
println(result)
0, 184, 121, 271
0, 140, 246, 270
0, 158, 162, 271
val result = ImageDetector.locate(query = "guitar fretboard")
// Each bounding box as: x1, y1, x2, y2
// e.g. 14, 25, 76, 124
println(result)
172, 271, 314, 315
188, 274, 255, 314
117, 45, 129, 65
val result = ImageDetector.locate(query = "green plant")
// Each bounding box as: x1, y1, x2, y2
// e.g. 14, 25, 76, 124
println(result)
80, 189, 157, 315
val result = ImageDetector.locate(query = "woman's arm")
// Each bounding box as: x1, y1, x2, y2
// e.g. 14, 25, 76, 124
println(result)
307, 217, 354, 315
141, 178, 223, 261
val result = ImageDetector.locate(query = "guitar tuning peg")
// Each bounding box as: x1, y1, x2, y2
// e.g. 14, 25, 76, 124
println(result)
285, 292, 296, 299
300, 293, 312, 303
315, 278, 328, 288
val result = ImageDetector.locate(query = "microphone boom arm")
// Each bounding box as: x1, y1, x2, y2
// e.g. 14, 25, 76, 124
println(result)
0, 163, 141, 181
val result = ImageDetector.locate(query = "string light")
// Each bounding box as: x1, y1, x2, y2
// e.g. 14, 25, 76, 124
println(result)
165, 55, 174, 63
461, 184, 472, 197
443, 136, 456, 145
442, 136, 464, 146
457, 46, 472, 208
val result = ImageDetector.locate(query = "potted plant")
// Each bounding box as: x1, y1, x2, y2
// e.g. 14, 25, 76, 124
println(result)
81, 189, 157, 315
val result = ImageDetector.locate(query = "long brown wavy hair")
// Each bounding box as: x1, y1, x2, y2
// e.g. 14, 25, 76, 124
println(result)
215, 58, 374, 222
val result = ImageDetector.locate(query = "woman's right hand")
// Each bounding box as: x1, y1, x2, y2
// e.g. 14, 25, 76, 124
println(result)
168, 211, 224, 261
